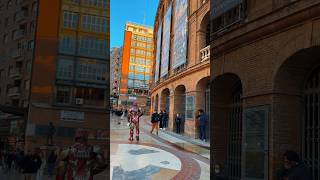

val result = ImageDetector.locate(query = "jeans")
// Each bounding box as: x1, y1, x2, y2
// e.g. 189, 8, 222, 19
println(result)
199, 125, 206, 140
47, 163, 55, 176
176, 123, 181, 134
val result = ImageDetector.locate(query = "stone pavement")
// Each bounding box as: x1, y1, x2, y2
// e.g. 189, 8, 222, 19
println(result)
111, 115, 210, 180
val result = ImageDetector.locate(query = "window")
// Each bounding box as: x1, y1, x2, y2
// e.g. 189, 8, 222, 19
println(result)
128, 72, 134, 79
57, 58, 74, 80
59, 36, 76, 54
75, 87, 105, 106
78, 36, 108, 58
129, 57, 135, 63
77, 59, 107, 82
212, 3, 245, 34
130, 48, 135, 55
63, 11, 78, 29
69, 0, 80, 4
56, 86, 71, 104
135, 66, 144, 72
128, 80, 133, 88
135, 73, 144, 80
186, 96, 194, 119
83, 0, 108, 8
24, 80, 30, 90
129, 65, 135, 71
28, 40, 34, 50
3, 34, 8, 44
81, 14, 108, 33
32, 2, 37, 12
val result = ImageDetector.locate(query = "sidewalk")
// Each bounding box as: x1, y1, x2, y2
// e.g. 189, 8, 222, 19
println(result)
140, 116, 210, 160
161, 129, 210, 149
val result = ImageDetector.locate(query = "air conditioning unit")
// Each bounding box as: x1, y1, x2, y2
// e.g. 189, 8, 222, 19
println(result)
75, 98, 84, 105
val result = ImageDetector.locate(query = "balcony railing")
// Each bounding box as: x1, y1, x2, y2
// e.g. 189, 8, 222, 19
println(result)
200, 45, 210, 62
8, 87, 21, 97
9, 68, 22, 78
11, 49, 22, 58
13, 30, 25, 40
15, 11, 27, 22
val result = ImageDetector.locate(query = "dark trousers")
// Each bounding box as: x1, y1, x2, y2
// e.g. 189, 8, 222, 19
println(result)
159, 119, 163, 128
176, 123, 181, 134
163, 119, 167, 128
199, 125, 206, 140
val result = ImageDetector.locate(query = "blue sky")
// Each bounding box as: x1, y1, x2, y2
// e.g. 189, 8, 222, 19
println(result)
110, 0, 159, 48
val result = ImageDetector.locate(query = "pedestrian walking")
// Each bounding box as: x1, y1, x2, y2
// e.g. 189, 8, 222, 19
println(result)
197, 109, 208, 141
175, 113, 182, 134
37, 151, 46, 180
47, 151, 57, 177
119, 109, 125, 124
159, 110, 164, 129
277, 150, 311, 180
150, 110, 159, 135
163, 110, 168, 130
22, 150, 42, 180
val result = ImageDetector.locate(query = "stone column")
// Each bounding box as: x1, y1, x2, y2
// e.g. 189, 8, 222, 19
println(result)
168, 89, 175, 131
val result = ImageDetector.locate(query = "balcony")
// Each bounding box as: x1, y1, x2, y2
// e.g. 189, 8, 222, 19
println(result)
11, 49, 22, 58
13, 30, 25, 40
200, 45, 210, 62
15, 11, 27, 22
8, 87, 21, 97
9, 68, 22, 79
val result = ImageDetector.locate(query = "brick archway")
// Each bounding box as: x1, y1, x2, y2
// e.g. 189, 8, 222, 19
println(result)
195, 76, 210, 139
273, 46, 320, 179
174, 85, 186, 134
211, 73, 243, 179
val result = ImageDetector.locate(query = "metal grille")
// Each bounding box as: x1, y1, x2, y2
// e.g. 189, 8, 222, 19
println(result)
227, 84, 242, 180
304, 67, 320, 180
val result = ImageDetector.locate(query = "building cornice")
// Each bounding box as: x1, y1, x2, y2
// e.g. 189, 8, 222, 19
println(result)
150, 61, 210, 94
212, 1, 320, 57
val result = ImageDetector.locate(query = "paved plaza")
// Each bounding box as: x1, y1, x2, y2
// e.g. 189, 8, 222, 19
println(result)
110, 115, 210, 180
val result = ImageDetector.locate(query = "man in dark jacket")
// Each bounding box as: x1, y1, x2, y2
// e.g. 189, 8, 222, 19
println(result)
175, 113, 182, 134
197, 109, 208, 141
159, 110, 164, 130
150, 111, 159, 135
162, 110, 168, 130
22, 150, 42, 180
47, 151, 57, 177
277, 150, 311, 180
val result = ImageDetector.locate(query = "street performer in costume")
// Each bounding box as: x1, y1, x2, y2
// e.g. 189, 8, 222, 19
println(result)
56, 129, 106, 180
128, 102, 143, 141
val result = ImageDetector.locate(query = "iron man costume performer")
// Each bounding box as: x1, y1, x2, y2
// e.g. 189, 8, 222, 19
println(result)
128, 103, 143, 141
58, 129, 106, 180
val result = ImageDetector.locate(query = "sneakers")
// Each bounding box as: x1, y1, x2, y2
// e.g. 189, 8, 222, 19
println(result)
128, 137, 133, 141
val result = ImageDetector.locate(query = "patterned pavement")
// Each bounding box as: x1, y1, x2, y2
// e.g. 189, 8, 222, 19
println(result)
110, 115, 210, 180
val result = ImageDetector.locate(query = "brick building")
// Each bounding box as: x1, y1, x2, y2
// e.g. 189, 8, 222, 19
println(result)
110, 47, 122, 108
119, 22, 153, 113
0, 0, 109, 151
210, 0, 320, 179
150, 0, 210, 139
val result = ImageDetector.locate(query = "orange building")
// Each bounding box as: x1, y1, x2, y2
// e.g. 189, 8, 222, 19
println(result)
0, 0, 109, 151
119, 22, 153, 113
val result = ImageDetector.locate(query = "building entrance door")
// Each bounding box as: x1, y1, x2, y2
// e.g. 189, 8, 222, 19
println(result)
304, 67, 320, 180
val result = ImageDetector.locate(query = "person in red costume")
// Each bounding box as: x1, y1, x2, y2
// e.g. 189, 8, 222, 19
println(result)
128, 102, 143, 141
56, 129, 106, 180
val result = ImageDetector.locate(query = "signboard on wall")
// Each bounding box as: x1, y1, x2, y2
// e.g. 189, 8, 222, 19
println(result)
154, 23, 162, 82
242, 106, 269, 180
211, 0, 242, 18
160, 4, 172, 77
185, 96, 194, 119
172, 0, 188, 69
60, 110, 84, 121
